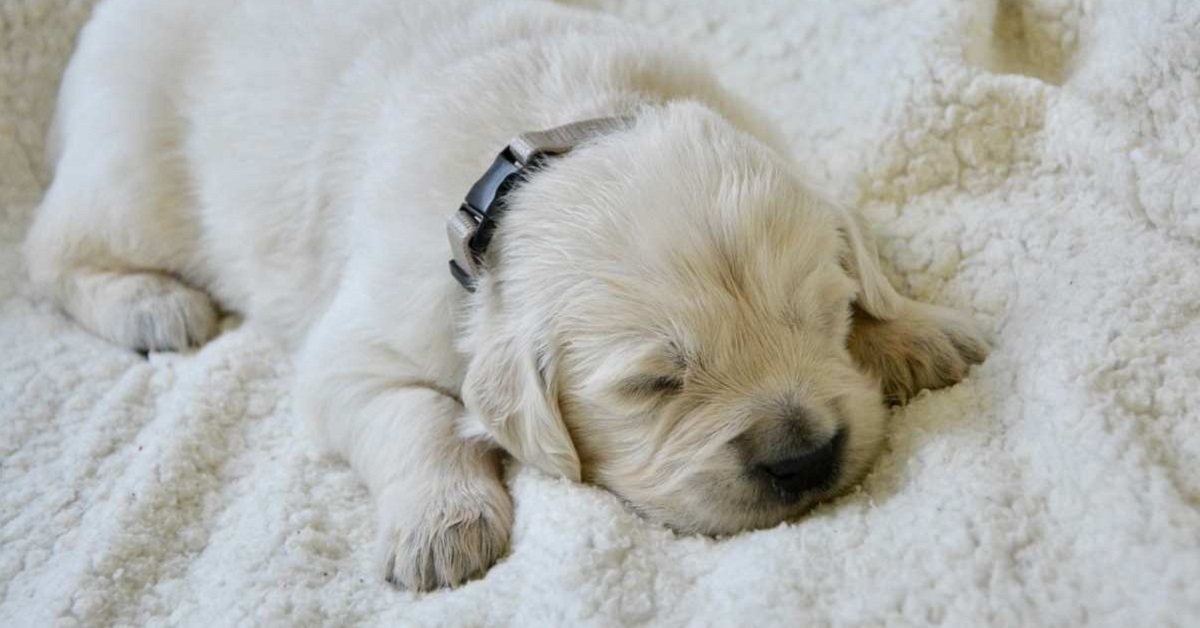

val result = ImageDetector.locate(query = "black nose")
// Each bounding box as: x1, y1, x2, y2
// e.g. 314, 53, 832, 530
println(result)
758, 429, 846, 495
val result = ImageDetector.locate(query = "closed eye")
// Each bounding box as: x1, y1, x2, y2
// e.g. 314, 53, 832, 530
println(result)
618, 374, 684, 398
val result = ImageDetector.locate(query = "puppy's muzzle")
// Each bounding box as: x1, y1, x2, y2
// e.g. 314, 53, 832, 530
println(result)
756, 428, 845, 496
736, 407, 846, 498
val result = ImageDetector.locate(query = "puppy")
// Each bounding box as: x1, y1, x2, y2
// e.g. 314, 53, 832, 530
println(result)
23, 0, 988, 590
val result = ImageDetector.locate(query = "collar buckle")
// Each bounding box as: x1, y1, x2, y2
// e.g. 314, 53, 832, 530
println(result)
447, 148, 525, 292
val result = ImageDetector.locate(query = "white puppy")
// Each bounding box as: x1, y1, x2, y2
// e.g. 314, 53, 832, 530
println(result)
24, 0, 988, 590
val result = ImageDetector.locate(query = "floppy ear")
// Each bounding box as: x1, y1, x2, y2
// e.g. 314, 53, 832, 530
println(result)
834, 206, 905, 321
462, 330, 582, 482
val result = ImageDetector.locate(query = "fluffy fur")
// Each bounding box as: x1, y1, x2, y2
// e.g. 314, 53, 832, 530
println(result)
23, 0, 987, 590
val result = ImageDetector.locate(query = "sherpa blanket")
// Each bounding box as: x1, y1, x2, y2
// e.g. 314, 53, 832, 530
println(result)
3, 0, 1198, 625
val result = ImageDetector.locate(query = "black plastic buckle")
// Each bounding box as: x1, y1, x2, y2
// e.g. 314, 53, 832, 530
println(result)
448, 258, 476, 291
449, 148, 527, 291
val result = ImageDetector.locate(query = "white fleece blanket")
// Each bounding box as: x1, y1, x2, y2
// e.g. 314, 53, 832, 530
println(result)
3, 0, 1199, 625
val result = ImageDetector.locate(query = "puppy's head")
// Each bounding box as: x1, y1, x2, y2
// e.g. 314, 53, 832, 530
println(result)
461, 103, 901, 534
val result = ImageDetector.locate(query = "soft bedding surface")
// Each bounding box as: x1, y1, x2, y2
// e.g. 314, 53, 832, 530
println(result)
2, 0, 1199, 625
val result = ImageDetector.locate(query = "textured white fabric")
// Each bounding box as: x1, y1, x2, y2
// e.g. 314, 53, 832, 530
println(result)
3, 0, 1199, 625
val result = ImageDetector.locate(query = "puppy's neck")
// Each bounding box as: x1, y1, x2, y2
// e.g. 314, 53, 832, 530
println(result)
447, 116, 637, 292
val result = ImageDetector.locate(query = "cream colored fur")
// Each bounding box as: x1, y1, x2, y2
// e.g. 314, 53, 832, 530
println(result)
23, 0, 986, 590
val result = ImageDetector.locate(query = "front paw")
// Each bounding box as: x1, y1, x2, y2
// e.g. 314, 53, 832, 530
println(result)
848, 301, 989, 404
377, 477, 513, 591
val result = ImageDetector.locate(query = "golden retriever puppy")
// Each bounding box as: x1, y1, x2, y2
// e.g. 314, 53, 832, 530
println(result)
23, 0, 988, 590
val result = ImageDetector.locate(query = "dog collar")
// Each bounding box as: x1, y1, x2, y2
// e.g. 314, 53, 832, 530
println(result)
447, 116, 633, 292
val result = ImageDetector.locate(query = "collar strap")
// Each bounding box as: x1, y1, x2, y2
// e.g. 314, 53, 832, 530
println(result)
447, 115, 634, 292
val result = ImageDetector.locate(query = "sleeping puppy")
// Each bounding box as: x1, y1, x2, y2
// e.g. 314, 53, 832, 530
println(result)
24, 0, 988, 590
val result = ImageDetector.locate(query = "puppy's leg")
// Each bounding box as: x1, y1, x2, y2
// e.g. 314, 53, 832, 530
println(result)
370, 399, 512, 591
23, 5, 217, 352
847, 300, 989, 404
297, 322, 512, 591
24, 167, 219, 352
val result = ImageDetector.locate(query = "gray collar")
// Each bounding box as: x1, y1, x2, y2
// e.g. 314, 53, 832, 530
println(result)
447, 116, 634, 292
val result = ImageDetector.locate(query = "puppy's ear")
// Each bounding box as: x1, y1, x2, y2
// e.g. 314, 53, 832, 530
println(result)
835, 206, 904, 321
463, 331, 582, 482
